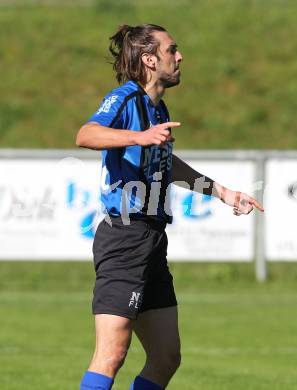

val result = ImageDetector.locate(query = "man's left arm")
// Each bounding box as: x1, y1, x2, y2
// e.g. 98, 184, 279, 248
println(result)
172, 154, 264, 216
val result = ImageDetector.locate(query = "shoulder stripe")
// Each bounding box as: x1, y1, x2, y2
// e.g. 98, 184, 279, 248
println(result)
109, 91, 141, 128
135, 93, 150, 131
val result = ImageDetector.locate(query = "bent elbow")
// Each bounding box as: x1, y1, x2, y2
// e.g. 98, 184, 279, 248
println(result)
75, 127, 86, 147
75, 135, 83, 147
75, 122, 102, 150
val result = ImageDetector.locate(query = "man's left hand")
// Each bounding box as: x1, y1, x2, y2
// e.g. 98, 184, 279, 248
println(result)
220, 188, 264, 216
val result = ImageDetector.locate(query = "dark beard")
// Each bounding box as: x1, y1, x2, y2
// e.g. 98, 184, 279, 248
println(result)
160, 71, 181, 89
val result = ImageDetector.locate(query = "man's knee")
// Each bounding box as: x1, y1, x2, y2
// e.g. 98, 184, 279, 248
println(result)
92, 346, 128, 375
106, 348, 128, 372
164, 349, 181, 373
150, 348, 181, 375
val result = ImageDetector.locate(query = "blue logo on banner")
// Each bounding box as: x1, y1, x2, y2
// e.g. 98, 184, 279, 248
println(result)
66, 181, 99, 239
66, 182, 90, 209
182, 193, 213, 219
80, 211, 97, 239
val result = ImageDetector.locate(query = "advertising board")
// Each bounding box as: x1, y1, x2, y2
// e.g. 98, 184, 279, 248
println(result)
265, 160, 297, 261
0, 158, 255, 261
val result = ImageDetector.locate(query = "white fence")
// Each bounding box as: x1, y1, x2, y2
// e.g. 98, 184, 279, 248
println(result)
1, 149, 297, 281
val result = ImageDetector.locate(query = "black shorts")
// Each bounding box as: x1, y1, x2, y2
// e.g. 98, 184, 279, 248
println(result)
92, 216, 177, 320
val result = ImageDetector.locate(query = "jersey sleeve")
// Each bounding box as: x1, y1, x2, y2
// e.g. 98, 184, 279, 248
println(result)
86, 92, 126, 129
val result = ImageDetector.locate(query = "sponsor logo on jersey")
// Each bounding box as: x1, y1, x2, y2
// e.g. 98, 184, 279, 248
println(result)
97, 95, 118, 114
142, 143, 173, 180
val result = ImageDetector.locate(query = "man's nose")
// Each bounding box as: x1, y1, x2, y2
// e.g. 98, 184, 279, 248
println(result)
176, 51, 183, 62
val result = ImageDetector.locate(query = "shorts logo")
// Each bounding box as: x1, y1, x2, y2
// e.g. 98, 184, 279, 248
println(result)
97, 95, 118, 114
129, 292, 141, 308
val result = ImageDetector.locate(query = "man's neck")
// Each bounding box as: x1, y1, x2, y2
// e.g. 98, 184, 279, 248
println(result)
141, 79, 165, 107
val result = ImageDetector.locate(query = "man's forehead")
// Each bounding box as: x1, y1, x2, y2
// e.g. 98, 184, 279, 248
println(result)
153, 31, 176, 49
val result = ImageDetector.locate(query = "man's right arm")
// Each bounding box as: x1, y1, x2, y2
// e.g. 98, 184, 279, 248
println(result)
75, 121, 180, 150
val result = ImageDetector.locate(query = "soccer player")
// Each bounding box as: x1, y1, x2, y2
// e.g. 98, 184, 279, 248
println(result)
76, 24, 264, 390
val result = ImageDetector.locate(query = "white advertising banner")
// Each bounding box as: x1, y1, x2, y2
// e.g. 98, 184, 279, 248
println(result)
265, 160, 297, 261
167, 161, 255, 261
0, 158, 255, 261
0, 158, 104, 260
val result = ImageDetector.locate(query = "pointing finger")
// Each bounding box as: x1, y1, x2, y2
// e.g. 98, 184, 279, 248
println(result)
250, 198, 264, 212
160, 121, 181, 129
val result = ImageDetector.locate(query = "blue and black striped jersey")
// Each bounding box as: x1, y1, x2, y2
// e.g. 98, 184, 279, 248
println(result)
87, 80, 173, 222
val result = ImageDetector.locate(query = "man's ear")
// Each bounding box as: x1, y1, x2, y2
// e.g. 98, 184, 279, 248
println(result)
141, 53, 157, 70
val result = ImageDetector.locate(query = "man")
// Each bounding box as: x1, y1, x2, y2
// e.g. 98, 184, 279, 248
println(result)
76, 24, 264, 390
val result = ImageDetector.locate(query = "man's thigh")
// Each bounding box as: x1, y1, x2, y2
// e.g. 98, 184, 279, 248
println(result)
133, 306, 180, 357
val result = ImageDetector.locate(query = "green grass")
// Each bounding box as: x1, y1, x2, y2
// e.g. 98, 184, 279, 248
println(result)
1, 261, 297, 389
1, 0, 297, 149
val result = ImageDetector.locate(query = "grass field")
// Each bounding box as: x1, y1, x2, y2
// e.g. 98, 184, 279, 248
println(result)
1, 0, 297, 149
1, 261, 297, 390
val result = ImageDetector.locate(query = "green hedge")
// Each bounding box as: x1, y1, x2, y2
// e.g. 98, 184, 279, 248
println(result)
1, 0, 297, 149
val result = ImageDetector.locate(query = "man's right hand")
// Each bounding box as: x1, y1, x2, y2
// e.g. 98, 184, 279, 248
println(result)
135, 122, 180, 146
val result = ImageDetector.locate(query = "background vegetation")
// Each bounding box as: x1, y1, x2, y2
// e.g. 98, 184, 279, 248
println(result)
1, 0, 297, 149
